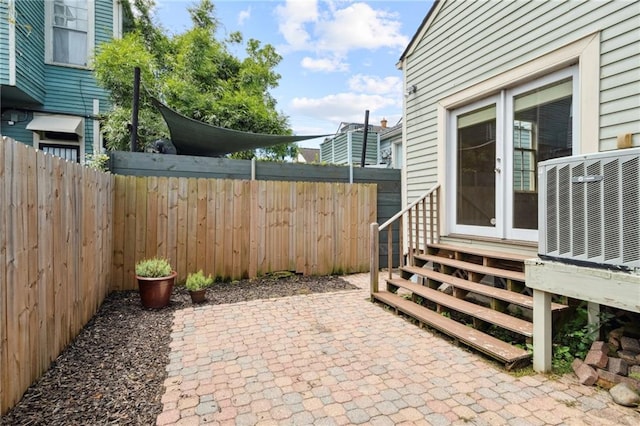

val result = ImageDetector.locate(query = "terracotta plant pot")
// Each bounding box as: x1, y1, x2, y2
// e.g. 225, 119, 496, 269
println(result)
189, 289, 207, 304
136, 271, 177, 308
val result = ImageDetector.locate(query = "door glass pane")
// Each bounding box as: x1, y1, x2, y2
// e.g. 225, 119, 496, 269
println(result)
457, 105, 496, 227
513, 78, 572, 229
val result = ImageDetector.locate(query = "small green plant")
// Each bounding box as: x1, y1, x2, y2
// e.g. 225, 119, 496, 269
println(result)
185, 270, 214, 291
552, 302, 614, 373
84, 153, 110, 171
135, 258, 172, 278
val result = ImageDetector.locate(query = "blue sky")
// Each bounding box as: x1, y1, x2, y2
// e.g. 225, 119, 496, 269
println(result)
154, 0, 433, 148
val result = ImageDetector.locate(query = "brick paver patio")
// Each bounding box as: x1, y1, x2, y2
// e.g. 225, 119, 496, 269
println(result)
157, 273, 640, 425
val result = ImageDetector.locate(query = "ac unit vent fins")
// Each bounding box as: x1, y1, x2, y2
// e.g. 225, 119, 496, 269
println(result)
539, 148, 640, 271
586, 161, 602, 259
622, 157, 640, 263
572, 163, 585, 256
547, 167, 558, 253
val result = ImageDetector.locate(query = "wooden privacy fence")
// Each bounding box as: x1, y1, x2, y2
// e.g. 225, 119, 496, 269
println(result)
0, 138, 114, 415
111, 151, 401, 268
0, 136, 376, 415
111, 176, 377, 290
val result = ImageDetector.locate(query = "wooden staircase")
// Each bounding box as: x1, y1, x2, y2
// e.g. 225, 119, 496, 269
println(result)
369, 186, 568, 370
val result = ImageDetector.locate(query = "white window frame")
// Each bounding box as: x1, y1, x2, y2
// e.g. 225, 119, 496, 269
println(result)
437, 33, 600, 239
113, 0, 123, 39
45, 0, 95, 68
446, 68, 578, 242
504, 67, 579, 241
447, 95, 503, 239
392, 140, 403, 169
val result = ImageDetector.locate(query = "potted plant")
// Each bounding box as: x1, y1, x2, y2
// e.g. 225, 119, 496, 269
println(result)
135, 257, 176, 308
185, 270, 214, 303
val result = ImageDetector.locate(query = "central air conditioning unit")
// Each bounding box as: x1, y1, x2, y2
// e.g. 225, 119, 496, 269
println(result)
538, 148, 640, 271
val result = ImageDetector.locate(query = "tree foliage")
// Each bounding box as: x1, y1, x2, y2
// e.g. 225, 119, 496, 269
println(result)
94, 0, 297, 160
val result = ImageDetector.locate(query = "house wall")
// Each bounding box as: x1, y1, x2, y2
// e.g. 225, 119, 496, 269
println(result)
320, 132, 380, 165
0, 0, 115, 156
380, 127, 402, 168
0, 1, 9, 85
402, 0, 640, 204
14, 0, 46, 103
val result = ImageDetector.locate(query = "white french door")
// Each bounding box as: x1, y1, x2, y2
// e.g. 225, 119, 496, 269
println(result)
448, 67, 578, 241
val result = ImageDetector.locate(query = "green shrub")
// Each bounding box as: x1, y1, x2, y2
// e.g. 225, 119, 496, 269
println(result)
552, 302, 614, 373
84, 153, 110, 172
135, 258, 173, 278
185, 270, 214, 291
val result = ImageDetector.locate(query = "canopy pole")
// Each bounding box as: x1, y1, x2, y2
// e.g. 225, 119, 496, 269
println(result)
131, 67, 140, 152
360, 110, 370, 167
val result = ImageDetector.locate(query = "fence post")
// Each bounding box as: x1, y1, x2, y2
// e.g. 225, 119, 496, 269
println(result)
370, 222, 379, 297
251, 157, 256, 180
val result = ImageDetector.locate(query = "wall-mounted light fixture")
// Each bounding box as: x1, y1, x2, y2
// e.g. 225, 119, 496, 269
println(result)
0, 109, 30, 125
405, 84, 418, 97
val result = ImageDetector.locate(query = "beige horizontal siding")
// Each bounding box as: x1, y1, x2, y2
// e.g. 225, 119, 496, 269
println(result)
404, 0, 640, 197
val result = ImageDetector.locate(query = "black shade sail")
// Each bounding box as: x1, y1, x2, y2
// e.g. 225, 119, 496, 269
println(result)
153, 99, 329, 157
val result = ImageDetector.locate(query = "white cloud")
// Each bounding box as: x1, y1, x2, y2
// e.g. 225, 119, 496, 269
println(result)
275, 0, 318, 51
238, 7, 251, 26
301, 56, 349, 72
348, 74, 402, 95
290, 92, 399, 123
276, 1, 408, 56
315, 3, 408, 54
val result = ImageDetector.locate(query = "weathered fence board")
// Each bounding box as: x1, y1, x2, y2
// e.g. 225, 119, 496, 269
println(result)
111, 176, 377, 290
0, 138, 114, 415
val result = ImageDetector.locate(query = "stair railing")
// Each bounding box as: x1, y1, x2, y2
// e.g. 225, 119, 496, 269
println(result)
370, 184, 440, 295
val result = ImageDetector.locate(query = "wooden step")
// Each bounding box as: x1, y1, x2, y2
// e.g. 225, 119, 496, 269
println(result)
427, 243, 533, 263
387, 277, 533, 337
401, 265, 568, 312
372, 291, 531, 367
415, 253, 525, 282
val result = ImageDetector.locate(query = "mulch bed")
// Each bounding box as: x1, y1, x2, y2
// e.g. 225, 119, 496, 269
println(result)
1, 274, 357, 425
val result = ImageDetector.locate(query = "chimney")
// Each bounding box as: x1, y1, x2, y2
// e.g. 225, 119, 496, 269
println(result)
381, 118, 388, 128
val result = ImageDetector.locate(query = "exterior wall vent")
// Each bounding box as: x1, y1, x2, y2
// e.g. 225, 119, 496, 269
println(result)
538, 148, 640, 271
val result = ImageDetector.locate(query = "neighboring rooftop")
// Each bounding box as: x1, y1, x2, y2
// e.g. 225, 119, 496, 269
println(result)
297, 148, 320, 163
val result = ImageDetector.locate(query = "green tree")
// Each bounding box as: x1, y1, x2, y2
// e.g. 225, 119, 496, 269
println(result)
94, 0, 297, 160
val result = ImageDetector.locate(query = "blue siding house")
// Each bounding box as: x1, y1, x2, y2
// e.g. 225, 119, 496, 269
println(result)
0, 0, 124, 162
320, 119, 403, 169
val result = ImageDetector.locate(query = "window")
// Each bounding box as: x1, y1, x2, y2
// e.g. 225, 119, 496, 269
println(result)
40, 143, 80, 162
46, 0, 94, 67
447, 67, 577, 240
27, 113, 85, 162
